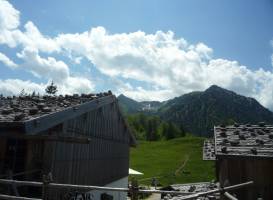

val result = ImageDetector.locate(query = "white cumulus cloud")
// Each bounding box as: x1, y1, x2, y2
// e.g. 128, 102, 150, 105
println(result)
0, 77, 94, 96
19, 22, 60, 53
16, 47, 70, 83
0, 0, 19, 31
0, 79, 45, 96
53, 27, 273, 109
59, 76, 95, 95
0, 0, 20, 47
1, 0, 273, 111
0, 52, 17, 68
0, 0, 94, 96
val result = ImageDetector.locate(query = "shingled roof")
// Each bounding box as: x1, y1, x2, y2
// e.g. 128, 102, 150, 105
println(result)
203, 139, 215, 161
0, 92, 112, 122
214, 123, 273, 158
0, 91, 135, 145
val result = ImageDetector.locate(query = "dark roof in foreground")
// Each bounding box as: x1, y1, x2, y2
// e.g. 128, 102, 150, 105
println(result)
0, 92, 112, 122
214, 123, 273, 158
0, 91, 137, 143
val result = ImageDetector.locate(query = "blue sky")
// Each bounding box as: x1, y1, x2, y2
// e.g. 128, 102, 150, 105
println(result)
1, 0, 273, 109
12, 0, 273, 69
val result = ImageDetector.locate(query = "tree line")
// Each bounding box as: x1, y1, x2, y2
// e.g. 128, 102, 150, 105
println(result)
127, 113, 186, 141
18, 81, 58, 97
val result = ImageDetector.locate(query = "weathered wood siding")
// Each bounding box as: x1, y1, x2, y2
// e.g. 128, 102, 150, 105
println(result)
42, 101, 130, 198
217, 157, 273, 199
0, 139, 6, 174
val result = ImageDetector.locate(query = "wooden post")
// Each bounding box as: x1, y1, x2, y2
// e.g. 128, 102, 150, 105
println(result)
41, 175, 47, 200
42, 173, 52, 200
7, 170, 19, 197
130, 178, 139, 200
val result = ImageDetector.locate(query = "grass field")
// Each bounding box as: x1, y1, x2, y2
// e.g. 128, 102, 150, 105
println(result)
129, 136, 215, 186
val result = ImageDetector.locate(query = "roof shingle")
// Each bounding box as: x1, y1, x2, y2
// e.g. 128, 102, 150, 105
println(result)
214, 124, 273, 158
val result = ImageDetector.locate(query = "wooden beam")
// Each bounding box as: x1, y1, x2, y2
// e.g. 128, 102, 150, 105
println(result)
0, 194, 41, 200
0, 169, 41, 179
0, 179, 253, 197
24, 95, 115, 135
224, 192, 238, 200
0, 95, 115, 135
0, 134, 91, 144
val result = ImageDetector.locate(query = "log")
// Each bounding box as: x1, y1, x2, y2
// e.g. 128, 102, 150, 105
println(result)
0, 194, 41, 200
224, 192, 238, 200
0, 178, 253, 197
0, 134, 91, 144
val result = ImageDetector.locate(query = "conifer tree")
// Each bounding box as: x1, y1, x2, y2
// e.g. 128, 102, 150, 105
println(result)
20, 89, 26, 96
45, 81, 58, 95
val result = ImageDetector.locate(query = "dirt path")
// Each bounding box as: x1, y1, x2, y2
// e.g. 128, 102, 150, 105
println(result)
175, 155, 189, 176
145, 187, 161, 200
146, 193, 161, 200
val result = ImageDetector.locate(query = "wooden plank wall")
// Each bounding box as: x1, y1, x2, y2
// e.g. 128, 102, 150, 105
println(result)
217, 158, 273, 199
44, 101, 130, 199
0, 139, 7, 194
0, 139, 6, 174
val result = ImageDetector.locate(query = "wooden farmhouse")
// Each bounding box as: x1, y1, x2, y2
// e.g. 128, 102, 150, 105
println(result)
0, 92, 136, 199
213, 123, 273, 199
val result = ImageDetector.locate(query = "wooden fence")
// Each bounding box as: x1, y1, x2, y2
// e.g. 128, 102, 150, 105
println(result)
0, 176, 253, 200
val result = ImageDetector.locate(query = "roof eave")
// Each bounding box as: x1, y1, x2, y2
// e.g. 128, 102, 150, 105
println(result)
0, 95, 116, 135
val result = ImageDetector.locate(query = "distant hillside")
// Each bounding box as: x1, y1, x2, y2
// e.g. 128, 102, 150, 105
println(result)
158, 85, 273, 136
117, 94, 162, 114
118, 86, 273, 136
117, 94, 142, 114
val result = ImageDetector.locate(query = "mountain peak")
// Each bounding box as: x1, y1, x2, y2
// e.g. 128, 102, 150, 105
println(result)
118, 94, 126, 98
118, 94, 137, 101
204, 85, 235, 97
205, 85, 224, 92
159, 85, 273, 136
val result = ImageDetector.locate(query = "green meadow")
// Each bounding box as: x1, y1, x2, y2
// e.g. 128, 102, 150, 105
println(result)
130, 136, 215, 186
